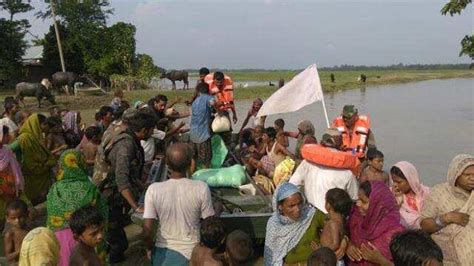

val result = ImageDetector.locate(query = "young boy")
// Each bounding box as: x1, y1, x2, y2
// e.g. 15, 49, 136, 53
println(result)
45, 116, 68, 157
274, 118, 289, 147
69, 205, 105, 266
359, 148, 389, 184
3, 199, 30, 264
110, 89, 125, 112
314, 188, 353, 265
225, 230, 254, 266
190, 216, 225, 266
307, 247, 337, 266
80, 126, 102, 176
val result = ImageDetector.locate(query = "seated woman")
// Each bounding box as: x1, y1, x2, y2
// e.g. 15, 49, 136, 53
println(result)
239, 98, 266, 132
285, 120, 317, 160
264, 182, 327, 265
420, 154, 473, 265
46, 149, 108, 266
359, 149, 389, 184
390, 161, 430, 229
347, 181, 404, 265
247, 127, 294, 178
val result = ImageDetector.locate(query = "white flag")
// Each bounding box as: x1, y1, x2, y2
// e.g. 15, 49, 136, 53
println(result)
257, 64, 323, 117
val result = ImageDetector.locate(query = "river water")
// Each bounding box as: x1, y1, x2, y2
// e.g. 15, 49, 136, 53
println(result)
228, 78, 473, 186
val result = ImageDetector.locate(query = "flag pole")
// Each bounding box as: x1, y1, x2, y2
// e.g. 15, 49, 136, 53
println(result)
317, 70, 330, 128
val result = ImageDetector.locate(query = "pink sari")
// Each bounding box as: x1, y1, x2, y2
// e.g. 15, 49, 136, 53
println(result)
393, 161, 430, 229
349, 181, 404, 266
0, 146, 24, 196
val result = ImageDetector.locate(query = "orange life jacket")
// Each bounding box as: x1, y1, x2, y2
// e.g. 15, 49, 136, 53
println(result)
332, 115, 371, 158
204, 73, 234, 112
301, 144, 361, 176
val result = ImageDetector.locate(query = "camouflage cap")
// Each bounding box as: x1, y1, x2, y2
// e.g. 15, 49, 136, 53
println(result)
321, 128, 342, 147
122, 107, 138, 122
342, 105, 358, 117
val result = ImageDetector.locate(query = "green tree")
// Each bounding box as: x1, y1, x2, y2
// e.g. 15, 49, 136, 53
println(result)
441, 0, 473, 66
134, 54, 162, 83
0, 0, 33, 80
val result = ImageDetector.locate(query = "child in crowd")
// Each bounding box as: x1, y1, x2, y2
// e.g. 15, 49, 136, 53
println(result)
69, 205, 105, 266
274, 118, 289, 147
3, 199, 30, 264
225, 230, 254, 266
190, 216, 226, 266
110, 89, 125, 112
314, 188, 353, 265
359, 148, 389, 184
80, 126, 102, 176
307, 247, 337, 266
45, 117, 68, 157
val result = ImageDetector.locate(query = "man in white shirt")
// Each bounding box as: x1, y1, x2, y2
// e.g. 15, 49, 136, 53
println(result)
290, 129, 359, 213
143, 143, 215, 265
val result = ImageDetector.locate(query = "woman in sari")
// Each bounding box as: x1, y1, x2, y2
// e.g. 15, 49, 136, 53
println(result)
347, 181, 404, 265
0, 125, 27, 223
286, 120, 317, 160
19, 227, 60, 266
264, 182, 327, 265
10, 114, 56, 204
46, 149, 108, 266
390, 161, 430, 229
63, 111, 83, 147
420, 154, 474, 266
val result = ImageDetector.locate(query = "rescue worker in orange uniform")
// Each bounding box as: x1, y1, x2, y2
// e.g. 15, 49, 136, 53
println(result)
204, 71, 238, 124
331, 105, 376, 158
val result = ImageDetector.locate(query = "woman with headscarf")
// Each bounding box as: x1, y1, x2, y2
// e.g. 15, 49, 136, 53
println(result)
19, 227, 60, 266
421, 154, 474, 266
0, 125, 27, 223
390, 161, 430, 229
264, 182, 327, 265
46, 149, 108, 266
347, 181, 404, 265
62, 111, 83, 147
286, 120, 317, 159
239, 98, 266, 132
9, 114, 57, 203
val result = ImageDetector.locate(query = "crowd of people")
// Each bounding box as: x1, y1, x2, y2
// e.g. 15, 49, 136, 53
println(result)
0, 67, 471, 266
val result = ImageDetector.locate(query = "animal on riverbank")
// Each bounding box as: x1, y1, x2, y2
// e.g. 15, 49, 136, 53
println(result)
52, 71, 81, 94
159, 70, 189, 90
358, 74, 367, 82
15, 79, 56, 108
330, 73, 335, 83
278, 78, 285, 88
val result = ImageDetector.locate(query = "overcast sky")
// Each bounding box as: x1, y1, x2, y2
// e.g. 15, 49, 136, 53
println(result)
4, 0, 473, 69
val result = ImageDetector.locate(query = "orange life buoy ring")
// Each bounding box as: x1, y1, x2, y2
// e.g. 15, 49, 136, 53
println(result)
301, 144, 361, 176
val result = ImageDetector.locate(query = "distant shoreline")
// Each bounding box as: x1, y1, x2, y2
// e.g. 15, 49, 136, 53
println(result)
2, 69, 473, 119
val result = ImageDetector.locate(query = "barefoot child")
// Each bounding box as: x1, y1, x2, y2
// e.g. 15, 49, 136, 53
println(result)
69, 205, 105, 266
274, 118, 289, 148
3, 199, 30, 264
45, 117, 68, 157
110, 89, 125, 112
80, 126, 102, 176
190, 216, 225, 266
314, 188, 353, 265
359, 149, 389, 184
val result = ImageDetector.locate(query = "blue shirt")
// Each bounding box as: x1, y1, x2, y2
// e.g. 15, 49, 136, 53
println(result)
190, 94, 215, 143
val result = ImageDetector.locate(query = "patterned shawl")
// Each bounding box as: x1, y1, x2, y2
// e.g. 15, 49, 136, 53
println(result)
349, 181, 404, 266
432, 154, 474, 265
19, 227, 60, 266
264, 183, 316, 266
63, 111, 80, 136
46, 149, 107, 231
393, 161, 430, 229
0, 145, 24, 196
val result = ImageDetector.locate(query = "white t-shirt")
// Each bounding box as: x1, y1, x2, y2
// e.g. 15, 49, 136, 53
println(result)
140, 129, 165, 163
0, 117, 18, 134
143, 178, 215, 259
289, 160, 359, 213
